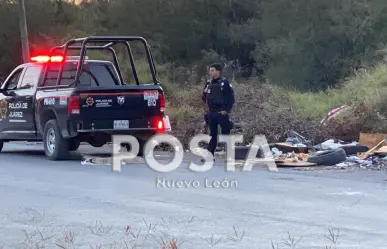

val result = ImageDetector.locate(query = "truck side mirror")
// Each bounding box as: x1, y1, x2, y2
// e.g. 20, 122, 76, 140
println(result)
19, 83, 32, 90
0, 89, 15, 96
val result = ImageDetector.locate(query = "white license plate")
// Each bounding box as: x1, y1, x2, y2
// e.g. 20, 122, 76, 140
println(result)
113, 120, 129, 129
143, 90, 159, 100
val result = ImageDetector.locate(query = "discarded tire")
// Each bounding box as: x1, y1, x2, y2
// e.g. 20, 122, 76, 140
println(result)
234, 146, 263, 160
340, 145, 369, 155
307, 148, 347, 166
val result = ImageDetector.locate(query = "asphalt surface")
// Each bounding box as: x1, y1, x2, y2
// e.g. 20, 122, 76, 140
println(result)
0, 142, 387, 249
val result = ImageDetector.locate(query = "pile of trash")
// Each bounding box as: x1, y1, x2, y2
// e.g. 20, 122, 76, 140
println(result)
270, 130, 387, 170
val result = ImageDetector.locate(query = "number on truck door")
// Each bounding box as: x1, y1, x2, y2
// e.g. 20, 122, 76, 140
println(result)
147, 99, 156, 106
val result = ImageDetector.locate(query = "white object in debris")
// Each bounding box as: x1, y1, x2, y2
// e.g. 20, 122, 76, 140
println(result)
336, 162, 355, 167
340, 156, 371, 166
293, 143, 307, 147
81, 158, 97, 165
320, 139, 342, 150
271, 148, 282, 156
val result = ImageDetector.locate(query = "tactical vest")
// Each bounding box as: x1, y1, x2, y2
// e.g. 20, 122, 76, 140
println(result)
206, 77, 226, 111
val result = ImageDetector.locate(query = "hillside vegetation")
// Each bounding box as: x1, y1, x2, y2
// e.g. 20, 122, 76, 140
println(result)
2, 0, 387, 144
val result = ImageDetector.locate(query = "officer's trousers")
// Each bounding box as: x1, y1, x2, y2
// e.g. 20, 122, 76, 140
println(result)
207, 111, 232, 156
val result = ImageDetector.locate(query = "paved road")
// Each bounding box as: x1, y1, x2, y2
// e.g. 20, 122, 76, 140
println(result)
0, 142, 387, 248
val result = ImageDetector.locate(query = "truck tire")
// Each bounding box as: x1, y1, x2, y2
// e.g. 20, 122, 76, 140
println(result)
138, 139, 145, 157
68, 139, 81, 151
340, 145, 369, 155
89, 140, 106, 148
307, 148, 347, 166
123, 139, 145, 157
234, 146, 263, 160
43, 119, 69, 160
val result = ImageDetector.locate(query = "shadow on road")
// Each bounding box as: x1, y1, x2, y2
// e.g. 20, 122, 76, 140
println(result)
1, 150, 84, 161
1, 142, 115, 161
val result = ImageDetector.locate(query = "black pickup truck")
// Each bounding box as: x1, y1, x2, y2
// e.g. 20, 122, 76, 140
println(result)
0, 36, 170, 160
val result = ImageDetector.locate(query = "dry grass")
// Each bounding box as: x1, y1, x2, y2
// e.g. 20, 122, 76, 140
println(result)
164, 62, 387, 147
165, 79, 327, 148
8, 220, 342, 248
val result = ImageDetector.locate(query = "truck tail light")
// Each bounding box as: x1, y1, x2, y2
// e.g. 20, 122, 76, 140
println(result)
159, 93, 166, 112
68, 96, 80, 115
157, 119, 164, 131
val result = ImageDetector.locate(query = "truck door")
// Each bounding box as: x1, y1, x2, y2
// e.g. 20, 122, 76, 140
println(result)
9, 65, 42, 136
0, 66, 25, 135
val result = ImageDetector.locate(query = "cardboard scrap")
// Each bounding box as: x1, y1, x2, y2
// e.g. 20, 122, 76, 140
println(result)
359, 133, 387, 149
373, 146, 387, 156
275, 152, 309, 164
358, 139, 387, 160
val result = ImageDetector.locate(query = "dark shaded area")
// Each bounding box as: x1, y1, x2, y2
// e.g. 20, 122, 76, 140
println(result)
1, 0, 387, 91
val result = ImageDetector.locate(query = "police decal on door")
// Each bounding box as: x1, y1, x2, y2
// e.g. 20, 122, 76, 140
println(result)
147, 99, 156, 106
8, 101, 28, 123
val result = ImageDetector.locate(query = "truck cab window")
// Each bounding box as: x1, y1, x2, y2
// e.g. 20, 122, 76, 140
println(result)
3, 68, 23, 91
19, 66, 42, 90
44, 62, 120, 87
78, 64, 120, 87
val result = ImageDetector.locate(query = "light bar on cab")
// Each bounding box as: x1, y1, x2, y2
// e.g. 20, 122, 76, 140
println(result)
30, 55, 64, 63
30, 55, 89, 63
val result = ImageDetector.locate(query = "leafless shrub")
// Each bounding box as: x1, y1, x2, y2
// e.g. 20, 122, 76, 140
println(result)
204, 234, 222, 247
271, 240, 280, 249
142, 218, 158, 234
19, 229, 56, 249
89, 243, 119, 249
226, 225, 246, 243
0, 222, 347, 249
89, 245, 102, 249
324, 228, 340, 249
88, 220, 112, 237
282, 232, 303, 248
55, 230, 76, 249
123, 224, 141, 239
155, 238, 182, 249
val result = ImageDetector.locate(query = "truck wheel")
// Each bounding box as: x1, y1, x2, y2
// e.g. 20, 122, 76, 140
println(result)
122, 139, 145, 157
43, 119, 69, 160
138, 139, 146, 157
68, 139, 81, 151
89, 140, 106, 148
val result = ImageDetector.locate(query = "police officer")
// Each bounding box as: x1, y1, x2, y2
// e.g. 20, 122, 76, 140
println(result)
203, 63, 235, 160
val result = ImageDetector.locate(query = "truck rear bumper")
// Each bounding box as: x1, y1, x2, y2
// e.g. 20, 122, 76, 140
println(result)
66, 115, 171, 137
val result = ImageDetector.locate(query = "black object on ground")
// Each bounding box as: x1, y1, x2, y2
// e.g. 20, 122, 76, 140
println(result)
340, 145, 369, 155
307, 148, 347, 166
234, 146, 263, 160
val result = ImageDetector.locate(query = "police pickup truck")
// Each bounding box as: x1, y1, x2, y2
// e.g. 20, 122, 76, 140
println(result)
0, 36, 170, 160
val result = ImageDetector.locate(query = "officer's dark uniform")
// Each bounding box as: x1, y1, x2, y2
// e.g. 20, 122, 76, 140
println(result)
205, 76, 235, 156
202, 79, 211, 125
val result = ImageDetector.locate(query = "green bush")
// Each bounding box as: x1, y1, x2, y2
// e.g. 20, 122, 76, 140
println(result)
289, 63, 387, 120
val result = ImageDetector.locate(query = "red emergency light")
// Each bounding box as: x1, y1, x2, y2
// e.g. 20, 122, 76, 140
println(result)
30, 55, 64, 63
